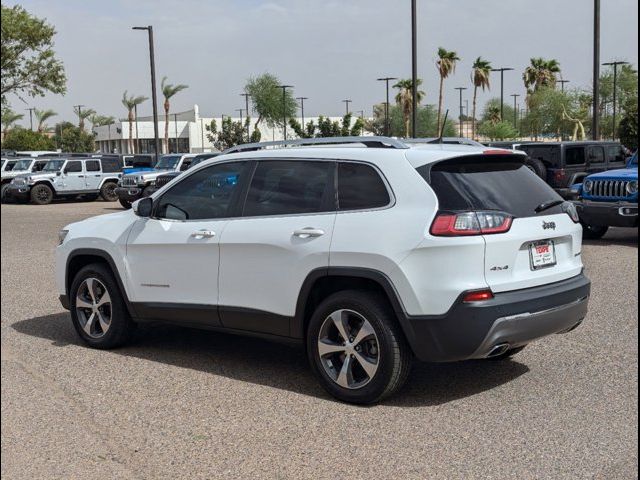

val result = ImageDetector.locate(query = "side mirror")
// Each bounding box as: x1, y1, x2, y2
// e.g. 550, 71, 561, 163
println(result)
133, 197, 153, 217
56, 171, 62, 176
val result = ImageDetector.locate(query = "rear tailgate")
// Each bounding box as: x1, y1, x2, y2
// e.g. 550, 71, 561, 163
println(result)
421, 154, 583, 293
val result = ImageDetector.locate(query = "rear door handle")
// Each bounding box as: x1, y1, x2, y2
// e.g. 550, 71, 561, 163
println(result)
191, 230, 216, 238
293, 228, 325, 238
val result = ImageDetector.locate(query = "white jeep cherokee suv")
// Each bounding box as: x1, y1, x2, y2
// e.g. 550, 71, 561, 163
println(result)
56, 137, 590, 404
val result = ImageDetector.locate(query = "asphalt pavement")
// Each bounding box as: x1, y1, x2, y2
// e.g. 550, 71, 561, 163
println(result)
1, 201, 638, 479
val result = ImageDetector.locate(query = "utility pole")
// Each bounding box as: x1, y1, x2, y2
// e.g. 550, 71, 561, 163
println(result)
377, 77, 397, 136
592, 0, 601, 140
558, 79, 570, 93
174, 113, 178, 153
511, 94, 520, 131
277, 85, 293, 140
26, 108, 36, 131
455, 87, 467, 137
296, 97, 308, 130
240, 93, 251, 140
133, 26, 160, 163
411, 0, 418, 138
134, 104, 140, 154
491, 67, 514, 121
602, 61, 629, 140
342, 99, 352, 116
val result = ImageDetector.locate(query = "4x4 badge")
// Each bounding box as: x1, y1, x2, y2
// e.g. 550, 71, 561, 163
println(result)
542, 221, 557, 230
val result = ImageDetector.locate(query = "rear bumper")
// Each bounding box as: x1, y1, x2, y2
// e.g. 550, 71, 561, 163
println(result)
574, 200, 638, 228
115, 187, 143, 202
401, 273, 591, 362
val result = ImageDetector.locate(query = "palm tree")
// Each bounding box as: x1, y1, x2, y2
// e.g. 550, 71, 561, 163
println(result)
471, 57, 492, 140
161, 77, 188, 153
393, 78, 425, 137
436, 47, 461, 133
1, 109, 24, 137
73, 106, 96, 132
34, 108, 57, 133
121, 91, 148, 154
523, 57, 561, 96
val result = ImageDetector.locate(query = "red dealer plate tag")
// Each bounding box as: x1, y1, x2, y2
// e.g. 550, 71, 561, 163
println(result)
529, 240, 557, 270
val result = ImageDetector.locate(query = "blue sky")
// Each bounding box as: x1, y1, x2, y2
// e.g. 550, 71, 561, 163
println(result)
5, 0, 639, 125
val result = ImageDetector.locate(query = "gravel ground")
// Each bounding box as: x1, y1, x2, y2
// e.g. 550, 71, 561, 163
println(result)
1, 201, 638, 480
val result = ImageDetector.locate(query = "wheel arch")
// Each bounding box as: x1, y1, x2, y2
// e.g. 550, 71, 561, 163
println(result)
32, 180, 57, 193
99, 177, 120, 189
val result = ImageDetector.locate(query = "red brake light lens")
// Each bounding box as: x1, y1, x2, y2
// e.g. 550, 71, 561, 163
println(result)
482, 149, 512, 155
463, 290, 495, 302
430, 211, 513, 236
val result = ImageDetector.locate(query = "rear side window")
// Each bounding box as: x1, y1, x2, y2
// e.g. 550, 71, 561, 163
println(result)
64, 161, 82, 173
519, 146, 560, 167
417, 156, 564, 218
243, 160, 334, 217
101, 158, 121, 173
86, 160, 101, 172
338, 162, 390, 210
565, 146, 586, 165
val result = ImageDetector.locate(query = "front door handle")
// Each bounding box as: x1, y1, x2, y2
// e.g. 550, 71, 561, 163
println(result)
293, 228, 325, 238
191, 230, 216, 238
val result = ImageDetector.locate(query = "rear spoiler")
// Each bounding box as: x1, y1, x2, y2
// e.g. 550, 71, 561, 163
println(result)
419, 153, 526, 184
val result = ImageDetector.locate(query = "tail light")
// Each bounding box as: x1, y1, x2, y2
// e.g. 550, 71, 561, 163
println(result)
482, 149, 512, 155
430, 211, 513, 236
562, 202, 580, 223
553, 169, 566, 184
463, 289, 495, 302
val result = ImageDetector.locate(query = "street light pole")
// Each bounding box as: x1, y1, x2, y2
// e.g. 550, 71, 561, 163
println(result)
491, 67, 514, 121
277, 85, 293, 140
558, 79, 570, 93
134, 104, 140, 154
296, 97, 308, 130
174, 113, 178, 153
592, 0, 601, 140
133, 26, 160, 163
603, 61, 629, 140
377, 77, 397, 136
342, 99, 352, 116
411, 0, 418, 138
240, 93, 251, 140
511, 94, 520, 131
454, 87, 467, 137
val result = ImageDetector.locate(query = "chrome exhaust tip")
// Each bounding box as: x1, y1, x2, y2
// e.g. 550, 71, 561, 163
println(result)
486, 343, 510, 358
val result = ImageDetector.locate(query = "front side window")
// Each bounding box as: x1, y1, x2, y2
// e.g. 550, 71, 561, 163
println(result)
42, 160, 65, 172
243, 160, 334, 217
589, 147, 605, 164
155, 162, 248, 221
606, 145, 626, 164
338, 162, 390, 210
13, 159, 33, 171
64, 161, 82, 173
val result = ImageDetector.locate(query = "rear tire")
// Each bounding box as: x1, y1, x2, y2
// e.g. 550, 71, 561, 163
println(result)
100, 181, 119, 202
30, 184, 54, 205
486, 345, 526, 361
142, 185, 154, 197
0, 183, 9, 202
69, 263, 133, 349
525, 158, 547, 179
119, 198, 132, 209
581, 223, 608, 240
306, 290, 412, 404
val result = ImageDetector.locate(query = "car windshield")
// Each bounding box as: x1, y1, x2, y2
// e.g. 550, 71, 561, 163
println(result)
42, 160, 65, 172
155, 155, 181, 170
13, 159, 33, 170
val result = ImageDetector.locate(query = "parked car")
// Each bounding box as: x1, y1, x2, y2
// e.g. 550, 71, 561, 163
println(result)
1, 158, 50, 200
144, 153, 221, 196
570, 151, 638, 239
5, 156, 123, 205
15, 150, 58, 158
122, 154, 156, 175
516, 141, 628, 198
56, 137, 590, 404
1, 159, 17, 173
116, 153, 197, 208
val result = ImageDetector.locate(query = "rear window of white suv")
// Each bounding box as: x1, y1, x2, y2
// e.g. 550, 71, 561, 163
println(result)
417, 157, 565, 218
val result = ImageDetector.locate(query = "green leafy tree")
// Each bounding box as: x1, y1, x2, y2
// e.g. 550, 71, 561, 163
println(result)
598, 64, 638, 139
618, 97, 638, 150
1, 128, 54, 150
436, 47, 460, 133
121, 91, 148, 154
471, 57, 492, 139
73, 106, 95, 131
523, 57, 561, 103
365, 103, 455, 138
478, 121, 519, 140
52, 122, 95, 152
161, 76, 188, 153
393, 78, 425, 137
1, 4, 66, 104
244, 74, 297, 131
289, 114, 364, 139
1, 108, 24, 137
34, 108, 56, 133
206, 117, 246, 150
481, 98, 515, 126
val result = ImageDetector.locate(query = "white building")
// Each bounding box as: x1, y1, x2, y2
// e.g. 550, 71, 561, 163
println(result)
93, 105, 369, 154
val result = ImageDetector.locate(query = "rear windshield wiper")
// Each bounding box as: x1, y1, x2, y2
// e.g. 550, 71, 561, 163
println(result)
535, 199, 564, 214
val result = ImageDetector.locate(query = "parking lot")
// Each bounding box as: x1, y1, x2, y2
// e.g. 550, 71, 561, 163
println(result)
1, 201, 637, 479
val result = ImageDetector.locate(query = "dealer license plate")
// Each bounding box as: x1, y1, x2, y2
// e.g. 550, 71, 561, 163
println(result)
529, 240, 556, 270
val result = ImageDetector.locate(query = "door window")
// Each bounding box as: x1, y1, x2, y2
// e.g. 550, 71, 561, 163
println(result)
155, 162, 248, 221
338, 162, 390, 210
564, 147, 586, 166
64, 161, 82, 173
86, 160, 101, 172
606, 145, 626, 164
243, 160, 334, 217
588, 147, 605, 164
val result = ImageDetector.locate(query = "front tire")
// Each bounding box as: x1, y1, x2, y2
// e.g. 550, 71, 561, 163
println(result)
307, 290, 412, 404
30, 184, 54, 205
581, 222, 608, 240
100, 181, 119, 202
69, 263, 134, 349
119, 198, 132, 209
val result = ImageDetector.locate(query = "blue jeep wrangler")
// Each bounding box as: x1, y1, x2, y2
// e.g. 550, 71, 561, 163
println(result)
572, 151, 638, 239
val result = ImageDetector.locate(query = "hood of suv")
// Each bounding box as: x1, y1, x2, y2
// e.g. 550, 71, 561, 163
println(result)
586, 167, 638, 181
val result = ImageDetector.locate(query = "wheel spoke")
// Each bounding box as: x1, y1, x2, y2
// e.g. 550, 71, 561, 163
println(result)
354, 351, 378, 379
96, 312, 110, 333
85, 278, 97, 304
96, 290, 111, 308
318, 339, 346, 357
329, 310, 350, 342
336, 355, 354, 388
83, 313, 96, 335
76, 296, 93, 310
352, 320, 375, 346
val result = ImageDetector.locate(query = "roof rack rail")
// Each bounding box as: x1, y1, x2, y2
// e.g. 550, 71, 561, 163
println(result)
222, 136, 408, 154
